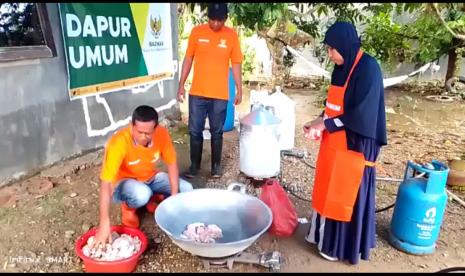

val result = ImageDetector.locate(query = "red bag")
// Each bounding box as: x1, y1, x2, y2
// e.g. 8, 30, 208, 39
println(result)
259, 179, 298, 237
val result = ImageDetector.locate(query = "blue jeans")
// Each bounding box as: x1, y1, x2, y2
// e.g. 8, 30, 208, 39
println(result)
188, 95, 228, 144
112, 172, 194, 208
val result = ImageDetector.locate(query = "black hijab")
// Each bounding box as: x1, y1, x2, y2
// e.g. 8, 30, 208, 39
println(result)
323, 21, 361, 86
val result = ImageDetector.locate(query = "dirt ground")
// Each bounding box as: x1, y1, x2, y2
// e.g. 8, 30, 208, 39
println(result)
0, 83, 464, 273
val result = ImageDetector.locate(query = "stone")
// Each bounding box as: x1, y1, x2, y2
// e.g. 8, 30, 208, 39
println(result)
82, 223, 92, 232
24, 178, 54, 195
25, 250, 36, 259
65, 230, 75, 239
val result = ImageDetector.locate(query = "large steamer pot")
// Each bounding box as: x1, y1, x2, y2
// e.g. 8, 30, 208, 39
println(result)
239, 105, 281, 179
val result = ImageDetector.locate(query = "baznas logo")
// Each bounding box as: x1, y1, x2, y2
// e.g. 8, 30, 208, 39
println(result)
150, 15, 162, 38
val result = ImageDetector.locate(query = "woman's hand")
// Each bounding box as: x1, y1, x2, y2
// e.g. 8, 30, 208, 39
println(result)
303, 117, 326, 141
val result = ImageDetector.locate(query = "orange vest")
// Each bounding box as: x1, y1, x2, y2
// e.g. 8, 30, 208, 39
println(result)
311, 50, 375, 222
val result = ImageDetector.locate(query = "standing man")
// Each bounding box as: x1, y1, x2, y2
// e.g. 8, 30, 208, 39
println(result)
91, 105, 193, 249
177, 3, 243, 179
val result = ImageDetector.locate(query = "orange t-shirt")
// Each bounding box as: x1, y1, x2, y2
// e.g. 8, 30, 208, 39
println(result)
185, 24, 243, 100
100, 125, 176, 186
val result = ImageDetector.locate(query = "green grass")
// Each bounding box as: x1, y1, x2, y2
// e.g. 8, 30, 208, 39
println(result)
0, 207, 13, 224
170, 124, 189, 142
38, 188, 67, 217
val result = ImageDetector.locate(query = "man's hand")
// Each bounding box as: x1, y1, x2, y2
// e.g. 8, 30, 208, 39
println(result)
234, 92, 242, 105
91, 221, 112, 250
177, 57, 194, 104
231, 63, 242, 106
177, 85, 185, 103
91, 180, 113, 250
167, 163, 179, 196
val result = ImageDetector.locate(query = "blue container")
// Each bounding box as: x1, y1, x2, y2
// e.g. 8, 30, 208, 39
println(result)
223, 68, 235, 132
389, 160, 449, 255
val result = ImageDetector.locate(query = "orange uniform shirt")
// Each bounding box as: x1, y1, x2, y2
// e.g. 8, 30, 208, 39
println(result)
186, 24, 243, 100
100, 125, 176, 186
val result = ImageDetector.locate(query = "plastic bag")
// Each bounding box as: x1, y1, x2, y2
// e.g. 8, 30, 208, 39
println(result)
259, 179, 298, 237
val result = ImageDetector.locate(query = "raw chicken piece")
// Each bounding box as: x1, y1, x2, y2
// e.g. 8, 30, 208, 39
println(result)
82, 232, 142, 261
206, 224, 222, 236
180, 222, 223, 243
181, 222, 205, 240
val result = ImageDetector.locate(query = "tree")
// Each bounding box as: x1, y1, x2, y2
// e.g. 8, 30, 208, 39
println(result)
229, 3, 465, 86
182, 3, 314, 89
228, 3, 369, 88
229, 3, 292, 89
362, 3, 465, 83
179, 3, 465, 87
431, 3, 465, 82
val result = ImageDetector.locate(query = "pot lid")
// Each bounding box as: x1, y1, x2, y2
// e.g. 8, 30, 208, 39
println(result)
240, 106, 281, 126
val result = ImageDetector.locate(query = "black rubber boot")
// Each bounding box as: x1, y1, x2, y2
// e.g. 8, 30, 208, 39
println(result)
211, 138, 223, 178
184, 138, 203, 179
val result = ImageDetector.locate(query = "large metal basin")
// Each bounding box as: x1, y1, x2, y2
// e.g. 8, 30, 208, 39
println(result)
154, 183, 272, 258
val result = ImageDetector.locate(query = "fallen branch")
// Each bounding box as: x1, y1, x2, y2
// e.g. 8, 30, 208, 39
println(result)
376, 177, 402, 182
446, 189, 465, 208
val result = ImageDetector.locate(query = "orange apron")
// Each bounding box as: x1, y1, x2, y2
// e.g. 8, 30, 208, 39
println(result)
311, 50, 375, 222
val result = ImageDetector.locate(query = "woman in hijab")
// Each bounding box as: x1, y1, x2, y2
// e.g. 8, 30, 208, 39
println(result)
303, 21, 387, 264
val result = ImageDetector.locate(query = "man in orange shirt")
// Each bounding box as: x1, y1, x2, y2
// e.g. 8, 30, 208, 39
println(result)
91, 105, 193, 248
177, 3, 243, 179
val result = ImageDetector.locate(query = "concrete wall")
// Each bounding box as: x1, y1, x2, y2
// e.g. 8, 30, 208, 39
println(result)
0, 3, 180, 186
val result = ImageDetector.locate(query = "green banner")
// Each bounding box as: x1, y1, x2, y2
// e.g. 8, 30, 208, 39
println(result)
59, 3, 174, 100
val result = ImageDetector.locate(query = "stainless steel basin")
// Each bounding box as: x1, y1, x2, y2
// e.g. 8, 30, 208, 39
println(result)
154, 183, 272, 258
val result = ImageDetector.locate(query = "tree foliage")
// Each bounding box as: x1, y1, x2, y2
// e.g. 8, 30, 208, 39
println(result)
179, 3, 465, 83
228, 3, 288, 31
362, 3, 465, 81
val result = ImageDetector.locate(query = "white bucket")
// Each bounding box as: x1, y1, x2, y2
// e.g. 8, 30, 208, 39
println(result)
264, 86, 296, 150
